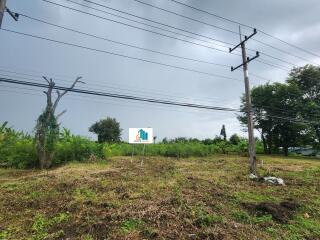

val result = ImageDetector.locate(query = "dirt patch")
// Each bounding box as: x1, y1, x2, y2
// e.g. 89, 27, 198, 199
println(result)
243, 200, 300, 223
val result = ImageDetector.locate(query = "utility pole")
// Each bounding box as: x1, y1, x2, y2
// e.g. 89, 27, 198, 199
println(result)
230, 27, 259, 175
0, 0, 19, 28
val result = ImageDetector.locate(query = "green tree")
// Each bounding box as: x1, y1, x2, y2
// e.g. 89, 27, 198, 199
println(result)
89, 117, 122, 143
229, 134, 240, 145
238, 82, 308, 156
220, 125, 227, 141
287, 65, 320, 149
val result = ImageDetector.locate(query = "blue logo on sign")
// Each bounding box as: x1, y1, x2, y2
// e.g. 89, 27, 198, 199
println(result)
136, 129, 148, 141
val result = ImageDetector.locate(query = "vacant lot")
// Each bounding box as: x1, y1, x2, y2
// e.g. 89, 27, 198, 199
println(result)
0, 155, 319, 239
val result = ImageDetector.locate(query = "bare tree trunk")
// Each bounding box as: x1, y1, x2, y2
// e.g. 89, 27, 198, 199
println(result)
35, 77, 84, 169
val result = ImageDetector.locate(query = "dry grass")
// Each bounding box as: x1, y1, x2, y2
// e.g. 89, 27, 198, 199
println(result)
0, 155, 320, 239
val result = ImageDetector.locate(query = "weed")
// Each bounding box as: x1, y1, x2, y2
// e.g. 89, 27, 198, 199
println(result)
232, 210, 251, 224
31, 213, 70, 240
73, 187, 97, 203
253, 214, 273, 224
80, 234, 94, 240
0, 229, 10, 239
285, 215, 320, 239
195, 214, 224, 227
120, 218, 144, 233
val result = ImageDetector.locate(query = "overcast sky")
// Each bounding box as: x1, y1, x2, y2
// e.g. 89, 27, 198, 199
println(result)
1, 0, 320, 141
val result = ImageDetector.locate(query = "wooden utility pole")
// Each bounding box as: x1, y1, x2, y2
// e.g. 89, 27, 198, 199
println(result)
230, 27, 259, 175
0, 0, 19, 28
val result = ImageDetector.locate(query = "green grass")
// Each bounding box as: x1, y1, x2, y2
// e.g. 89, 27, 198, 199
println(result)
0, 155, 319, 239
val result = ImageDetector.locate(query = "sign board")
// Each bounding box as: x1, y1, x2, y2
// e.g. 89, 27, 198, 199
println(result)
129, 128, 153, 144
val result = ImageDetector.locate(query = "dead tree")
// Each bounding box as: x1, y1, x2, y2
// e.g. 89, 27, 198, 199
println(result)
35, 76, 84, 169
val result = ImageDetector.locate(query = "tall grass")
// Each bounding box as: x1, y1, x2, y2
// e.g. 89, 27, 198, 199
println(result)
0, 123, 263, 168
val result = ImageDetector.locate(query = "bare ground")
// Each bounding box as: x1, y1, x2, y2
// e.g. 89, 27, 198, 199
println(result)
0, 155, 320, 239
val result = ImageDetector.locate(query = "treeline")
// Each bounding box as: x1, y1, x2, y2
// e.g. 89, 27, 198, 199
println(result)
239, 65, 320, 156
0, 123, 264, 168
1, 65, 319, 169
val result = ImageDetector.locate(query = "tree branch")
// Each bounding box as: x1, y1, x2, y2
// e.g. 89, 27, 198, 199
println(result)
56, 109, 67, 120
53, 76, 84, 112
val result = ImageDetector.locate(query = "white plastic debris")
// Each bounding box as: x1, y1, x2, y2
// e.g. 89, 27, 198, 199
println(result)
249, 173, 258, 180
263, 176, 284, 185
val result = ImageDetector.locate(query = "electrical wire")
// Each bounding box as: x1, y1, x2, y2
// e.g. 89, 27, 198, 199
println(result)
0, 70, 238, 107
0, 85, 229, 115
86, 0, 299, 68
168, 0, 320, 59
41, 0, 236, 55
1, 77, 318, 125
19, 13, 229, 68
133, 0, 320, 65
0, 77, 240, 112
1, 28, 241, 82
42, 0, 296, 71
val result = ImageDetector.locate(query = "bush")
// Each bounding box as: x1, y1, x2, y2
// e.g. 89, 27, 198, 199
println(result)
54, 129, 103, 164
0, 123, 37, 168
0, 123, 264, 169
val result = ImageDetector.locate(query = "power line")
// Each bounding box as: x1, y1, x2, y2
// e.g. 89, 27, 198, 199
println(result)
42, 0, 292, 71
0, 85, 225, 115
0, 70, 236, 107
133, 0, 319, 65
1, 77, 318, 125
67, 0, 233, 49
1, 28, 241, 82
132, 0, 239, 35
19, 13, 229, 68
84, 0, 299, 68
256, 59, 291, 72
41, 0, 234, 55
252, 38, 318, 65
0, 77, 240, 112
165, 0, 320, 60
3, 69, 318, 120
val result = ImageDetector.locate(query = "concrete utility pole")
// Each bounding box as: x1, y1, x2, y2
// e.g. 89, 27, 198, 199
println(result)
230, 27, 259, 175
0, 0, 19, 28
0, 0, 6, 28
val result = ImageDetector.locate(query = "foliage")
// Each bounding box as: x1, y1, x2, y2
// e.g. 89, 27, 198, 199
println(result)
102, 139, 263, 159
239, 65, 320, 155
32, 213, 69, 240
35, 77, 84, 169
35, 107, 59, 169
54, 128, 103, 165
288, 65, 320, 149
229, 134, 241, 145
0, 122, 37, 168
220, 124, 227, 141
0, 123, 264, 169
120, 218, 144, 233
89, 117, 122, 143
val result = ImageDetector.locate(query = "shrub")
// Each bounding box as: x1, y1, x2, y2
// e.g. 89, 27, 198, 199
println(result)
0, 123, 37, 168
0, 123, 265, 169
54, 133, 103, 164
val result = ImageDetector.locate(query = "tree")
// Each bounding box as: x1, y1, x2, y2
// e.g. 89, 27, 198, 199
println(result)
35, 76, 84, 169
220, 125, 227, 141
238, 82, 308, 156
229, 134, 240, 145
89, 117, 122, 143
287, 65, 320, 149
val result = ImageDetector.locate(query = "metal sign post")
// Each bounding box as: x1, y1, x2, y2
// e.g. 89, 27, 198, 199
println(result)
141, 144, 146, 166
129, 128, 153, 167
